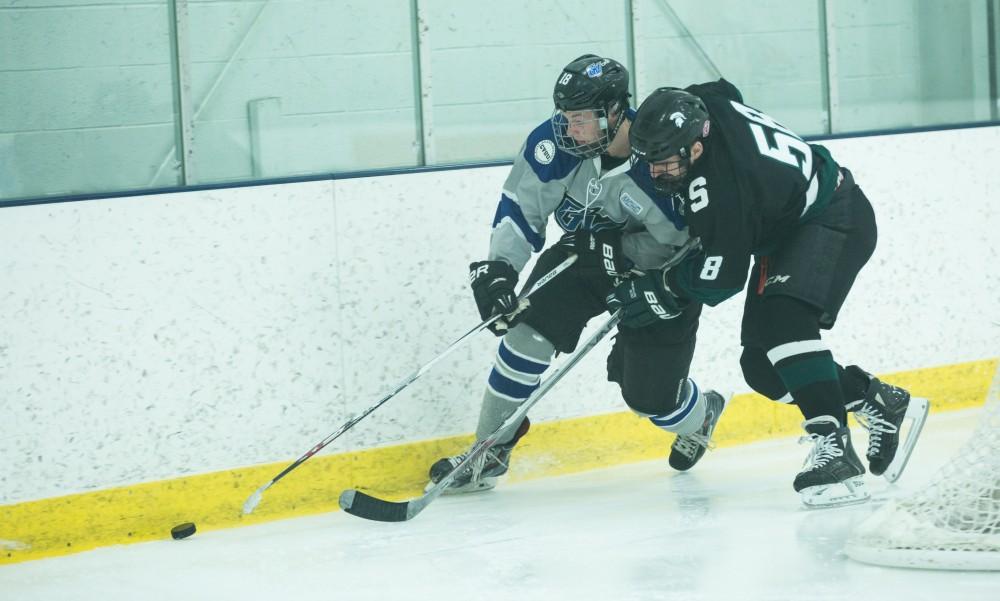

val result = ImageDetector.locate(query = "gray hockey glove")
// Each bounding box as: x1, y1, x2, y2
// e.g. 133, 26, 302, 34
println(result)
469, 260, 524, 335
606, 270, 688, 327
554, 229, 631, 280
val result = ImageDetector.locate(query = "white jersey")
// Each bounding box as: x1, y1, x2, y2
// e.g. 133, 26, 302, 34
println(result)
488, 115, 690, 272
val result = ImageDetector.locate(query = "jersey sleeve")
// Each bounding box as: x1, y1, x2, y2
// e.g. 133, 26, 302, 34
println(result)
666, 204, 751, 306
614, 171, 690, 269
488, 122, 578, 272
685, 78, 744, 103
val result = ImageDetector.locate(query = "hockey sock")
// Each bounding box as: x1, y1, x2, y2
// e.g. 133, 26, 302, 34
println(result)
476, 324, 554, 443
646, 378, 707, 436
744, 346, 867, 412
767, 340, 847, 424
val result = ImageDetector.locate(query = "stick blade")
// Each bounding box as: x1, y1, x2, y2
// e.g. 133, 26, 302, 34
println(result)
242, 487, 265, 515
339, 489, 412, 522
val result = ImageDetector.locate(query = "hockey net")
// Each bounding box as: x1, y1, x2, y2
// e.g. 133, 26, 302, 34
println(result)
845, 366, 1000, 570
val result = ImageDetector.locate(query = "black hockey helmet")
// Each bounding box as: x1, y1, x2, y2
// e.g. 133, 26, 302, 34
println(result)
629, 87, 710, 193
550, 54, 631, 158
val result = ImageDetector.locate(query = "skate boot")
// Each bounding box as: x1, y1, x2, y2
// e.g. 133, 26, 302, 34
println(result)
794, 415, 870, 508
847, 370, 929, 482
669, 390, 728, 471
427, 417, 530, 494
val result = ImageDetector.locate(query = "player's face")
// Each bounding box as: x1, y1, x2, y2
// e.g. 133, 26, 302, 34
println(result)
648, 156, 687, 179
646, 141, 703, 183
562, 110, 603, 144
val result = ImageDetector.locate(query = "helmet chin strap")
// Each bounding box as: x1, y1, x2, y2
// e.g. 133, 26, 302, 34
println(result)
600, 109, 626, 154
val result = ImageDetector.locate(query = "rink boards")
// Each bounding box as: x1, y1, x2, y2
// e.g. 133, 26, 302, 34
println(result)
2, 126, 999, 564
2, 359, 998, 565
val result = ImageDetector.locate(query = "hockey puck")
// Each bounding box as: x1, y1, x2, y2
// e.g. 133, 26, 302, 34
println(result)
170, 522, 197, 540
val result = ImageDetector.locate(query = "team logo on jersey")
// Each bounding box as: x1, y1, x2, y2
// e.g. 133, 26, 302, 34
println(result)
585, 62, 604, 78
671, 192, 686, 217
619, 192, 644, 216
587, 178, 602, 200
670, 111, 686, 127
534, 140, 556, 165
555, 195, 624, 233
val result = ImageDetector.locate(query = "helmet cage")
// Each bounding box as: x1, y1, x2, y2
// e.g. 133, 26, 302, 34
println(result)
551, 103, 624, 159
629, 144, 696, 195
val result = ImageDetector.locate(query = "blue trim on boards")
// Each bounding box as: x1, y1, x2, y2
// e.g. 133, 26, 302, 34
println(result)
3, 120, 998, 209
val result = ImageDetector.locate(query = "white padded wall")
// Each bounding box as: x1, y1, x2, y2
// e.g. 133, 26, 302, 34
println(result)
1, 127, 998, 504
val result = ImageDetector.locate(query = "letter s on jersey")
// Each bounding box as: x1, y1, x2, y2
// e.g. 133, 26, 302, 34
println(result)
689, 176, 709, 213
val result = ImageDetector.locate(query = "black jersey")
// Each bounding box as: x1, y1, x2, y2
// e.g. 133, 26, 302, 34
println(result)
664, 79, 841, 306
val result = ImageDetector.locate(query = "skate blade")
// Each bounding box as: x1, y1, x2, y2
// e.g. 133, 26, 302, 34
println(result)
423, 477, 498, 495
800, 476, 870, 509
883, 396, 930, 483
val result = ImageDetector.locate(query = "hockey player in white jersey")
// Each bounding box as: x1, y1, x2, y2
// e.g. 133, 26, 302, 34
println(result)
428, 55, 728, 494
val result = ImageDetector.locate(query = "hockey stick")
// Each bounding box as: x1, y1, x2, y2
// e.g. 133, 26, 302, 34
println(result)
339, 310, 622, 522
241, 253, 578, 515
337, 237, 701, 522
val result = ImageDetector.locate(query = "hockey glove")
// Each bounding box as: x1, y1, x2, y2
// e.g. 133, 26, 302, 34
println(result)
554, 229, 630, 280
469, 260, 524, 335
606, 270, 688, 328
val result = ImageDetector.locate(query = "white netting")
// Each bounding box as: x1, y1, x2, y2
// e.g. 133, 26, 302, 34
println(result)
845, 365, 1000, 570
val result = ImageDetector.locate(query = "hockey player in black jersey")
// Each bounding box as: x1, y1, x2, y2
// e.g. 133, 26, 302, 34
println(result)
619, 81, 929, 507
427, 56, 729, 495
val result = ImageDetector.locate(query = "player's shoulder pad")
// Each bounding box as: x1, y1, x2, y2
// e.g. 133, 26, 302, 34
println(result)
625, 163, 686, 231
521, 119, 580, 183
685, 78, 743, 104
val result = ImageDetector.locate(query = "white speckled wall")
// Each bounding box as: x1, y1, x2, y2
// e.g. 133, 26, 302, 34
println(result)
2, 127, 998, 504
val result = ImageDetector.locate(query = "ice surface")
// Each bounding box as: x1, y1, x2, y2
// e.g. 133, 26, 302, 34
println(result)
2, 409, 998, 601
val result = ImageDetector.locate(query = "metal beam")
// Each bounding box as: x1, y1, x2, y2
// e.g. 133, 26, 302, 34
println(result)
817, 0, 834, 134
155, 1, 270, 185
625, 0, 638, 102
166, 0, 194, 185
410, 0, 433, 166
988, 0, 999, 120
821, 0, 839, 134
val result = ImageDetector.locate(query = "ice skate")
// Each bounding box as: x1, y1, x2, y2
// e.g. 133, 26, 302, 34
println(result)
849, 374, 929, 483
794, 415, 870, 508
669, 390, 728, 471
427, 418, 530, 494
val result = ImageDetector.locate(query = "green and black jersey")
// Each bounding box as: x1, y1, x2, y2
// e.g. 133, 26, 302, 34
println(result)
664, 79, 841, 306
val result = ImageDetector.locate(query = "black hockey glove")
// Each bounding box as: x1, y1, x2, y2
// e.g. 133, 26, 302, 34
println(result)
606, 270, 688, 328
554, 229, 631, 279
469, 260, 523, 335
